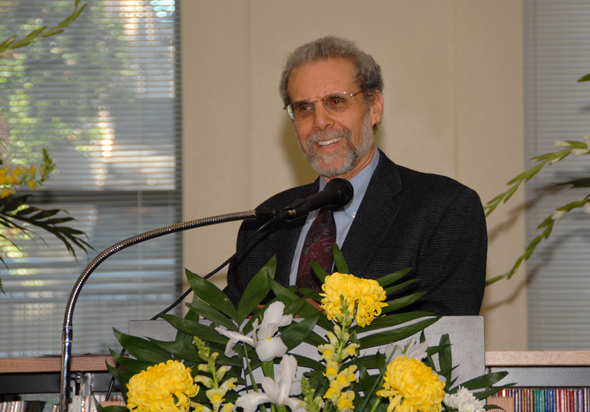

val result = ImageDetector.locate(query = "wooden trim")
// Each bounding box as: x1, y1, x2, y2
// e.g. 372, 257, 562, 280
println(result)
485, 351, 590, 366
3, 351, 590, 374
0, 356, 116, 373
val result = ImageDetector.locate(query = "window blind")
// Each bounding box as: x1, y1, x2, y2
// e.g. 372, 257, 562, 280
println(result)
0, 0, 182, 357
525, 0, 590, 349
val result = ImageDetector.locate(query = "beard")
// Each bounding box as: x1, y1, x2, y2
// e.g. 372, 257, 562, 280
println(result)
297, 114, 374, 178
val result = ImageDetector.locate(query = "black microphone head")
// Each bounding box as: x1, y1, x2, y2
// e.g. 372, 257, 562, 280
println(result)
325, 178, 354, 208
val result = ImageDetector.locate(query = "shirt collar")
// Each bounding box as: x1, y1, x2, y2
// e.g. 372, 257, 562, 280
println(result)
318, 147, 380, 218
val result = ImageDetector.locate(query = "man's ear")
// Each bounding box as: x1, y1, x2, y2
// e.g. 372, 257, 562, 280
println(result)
369, 90, 384, 126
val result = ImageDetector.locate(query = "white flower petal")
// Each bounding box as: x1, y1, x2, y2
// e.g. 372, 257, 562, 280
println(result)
582, 202, 590, 215
407, 340, 429, 360
255, 337, 288, 362
257, 323, 279, 341
235, 392, 271, 412
384, 338, 429, 361
261, 376, 281, 402
261, 302, 286, 327
214, 327, 254, 358
238, 355, 300, 411
383, 343, 403, 361
444, 387, 485, 412
283, 397, 304, 412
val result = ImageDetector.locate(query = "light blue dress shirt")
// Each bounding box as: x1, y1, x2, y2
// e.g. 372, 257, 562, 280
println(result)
288, 148, 381, 285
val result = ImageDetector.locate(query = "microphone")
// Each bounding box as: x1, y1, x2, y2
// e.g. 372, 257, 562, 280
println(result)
273, 178, 354, 220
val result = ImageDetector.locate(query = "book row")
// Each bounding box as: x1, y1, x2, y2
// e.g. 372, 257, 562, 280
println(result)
492, 388, 590, 412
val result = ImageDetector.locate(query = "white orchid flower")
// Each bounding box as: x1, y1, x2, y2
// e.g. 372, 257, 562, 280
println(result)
215, 301, 293, 362
383, 337, 428, 362
444, 386, 485, 412
235, 354, 304, 412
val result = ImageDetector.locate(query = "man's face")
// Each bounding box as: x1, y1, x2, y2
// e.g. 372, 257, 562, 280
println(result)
287, 58, 384, 180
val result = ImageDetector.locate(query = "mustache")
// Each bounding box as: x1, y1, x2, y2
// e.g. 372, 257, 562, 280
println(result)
305, 128, 352, 147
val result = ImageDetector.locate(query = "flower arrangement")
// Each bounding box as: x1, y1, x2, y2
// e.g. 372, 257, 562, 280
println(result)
100, 247, 511, 412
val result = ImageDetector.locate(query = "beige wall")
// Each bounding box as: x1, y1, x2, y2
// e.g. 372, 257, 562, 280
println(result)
181, 1, 527, 350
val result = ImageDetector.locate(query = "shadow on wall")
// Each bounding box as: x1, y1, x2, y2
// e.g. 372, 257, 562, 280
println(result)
279, 118, 384, 187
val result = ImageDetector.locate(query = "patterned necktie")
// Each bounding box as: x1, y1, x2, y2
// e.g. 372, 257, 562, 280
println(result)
296, 207, 336, 290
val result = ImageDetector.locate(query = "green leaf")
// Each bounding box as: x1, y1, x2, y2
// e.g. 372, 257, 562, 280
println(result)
384, 279, 419, 295
375, 350, 386, 371
382, 291, 427, 313
357, 361, 374, 396
376, 267, 413, 287
358, 317, 439, 349
149, 339, 202, 363
350, 311, 431, 334
94, 397, 128, 412
186, 269, 237, 320
473, 383, 516, 400
172, 310, 198, 344
113, 329, 171, 364
0, 36, 16, 49
310, 261, 329, 283
185, 299, 237, 331
302, 330, 328, 347
460, 371, 510, 391
333, 244, 349, 274
437, 334, 453, 384
280, 313, 320, 350
108, 348, 154, 374
578, 72, 590, 82
269, 278, 332, 330
237, 266, 272, 324
293, 354, 324, 371
282, 296, 308, 317
105, 360, 134, 390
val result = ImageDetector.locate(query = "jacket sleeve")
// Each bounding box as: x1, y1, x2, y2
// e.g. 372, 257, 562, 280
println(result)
410, 186, 487, 316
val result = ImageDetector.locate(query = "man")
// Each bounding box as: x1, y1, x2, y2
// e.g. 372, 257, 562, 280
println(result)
224, 36, 486, 316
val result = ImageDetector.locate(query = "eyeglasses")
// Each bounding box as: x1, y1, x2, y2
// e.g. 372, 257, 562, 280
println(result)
284, 90, 365, 121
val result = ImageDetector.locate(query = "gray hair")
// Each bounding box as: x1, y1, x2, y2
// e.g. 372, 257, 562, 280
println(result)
279, 36, 384, 108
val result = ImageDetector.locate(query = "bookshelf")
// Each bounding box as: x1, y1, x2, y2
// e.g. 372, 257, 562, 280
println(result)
486, 351, 590, 387
0, 356, 118, 395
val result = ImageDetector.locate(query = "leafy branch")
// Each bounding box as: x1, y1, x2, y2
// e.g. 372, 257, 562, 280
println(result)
485, 137, 590, 285
0, 194, 93, 257
0, 0, 86, 56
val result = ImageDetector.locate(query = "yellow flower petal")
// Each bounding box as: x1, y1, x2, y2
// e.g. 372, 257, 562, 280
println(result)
127, 360, 199, 412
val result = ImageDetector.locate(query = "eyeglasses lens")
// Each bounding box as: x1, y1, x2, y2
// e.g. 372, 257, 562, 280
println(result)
288, 92, 354, 120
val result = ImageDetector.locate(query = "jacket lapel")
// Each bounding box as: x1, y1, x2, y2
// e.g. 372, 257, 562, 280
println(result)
341, 152, 403, 274
273, 179, 320, 287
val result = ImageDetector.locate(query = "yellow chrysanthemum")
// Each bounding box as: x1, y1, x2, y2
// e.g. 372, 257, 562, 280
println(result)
127, 360, 200, 412
320, 272, 388, 327
376, 357, 445, 412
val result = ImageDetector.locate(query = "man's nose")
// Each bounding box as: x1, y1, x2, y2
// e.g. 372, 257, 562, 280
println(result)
311, 102, 334, 131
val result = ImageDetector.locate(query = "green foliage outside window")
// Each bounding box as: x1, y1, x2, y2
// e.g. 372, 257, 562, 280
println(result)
0, 1, 90, 293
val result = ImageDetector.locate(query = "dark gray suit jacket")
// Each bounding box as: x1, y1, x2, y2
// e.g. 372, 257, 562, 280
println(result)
224, 151, 487, 315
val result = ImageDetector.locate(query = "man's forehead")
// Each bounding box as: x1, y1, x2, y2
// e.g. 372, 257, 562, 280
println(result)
287, 58, 359, 100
